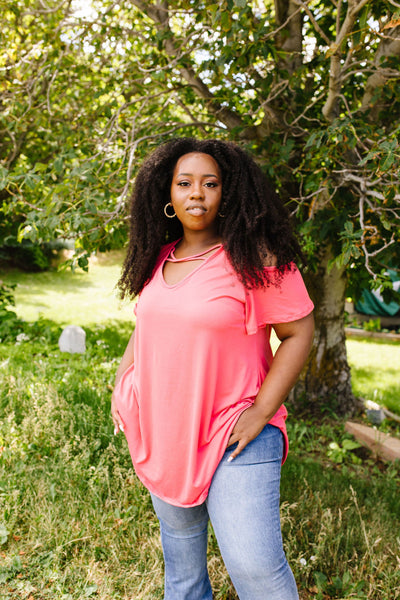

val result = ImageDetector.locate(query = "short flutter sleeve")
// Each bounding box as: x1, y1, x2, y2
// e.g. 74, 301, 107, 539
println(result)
245, 264, 314, 335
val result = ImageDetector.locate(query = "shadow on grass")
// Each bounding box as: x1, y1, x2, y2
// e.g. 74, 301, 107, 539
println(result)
1, 250, 127, 298
351, 366, 399, 380
2, 268, 96, 296
1, 252, 132, 325
350, 366, 400, 414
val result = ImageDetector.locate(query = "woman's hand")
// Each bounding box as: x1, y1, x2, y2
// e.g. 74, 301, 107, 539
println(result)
110, 329, 135, 435
227, 313, 314, 461
111, 392, 125, 435
227, 404, 270, 461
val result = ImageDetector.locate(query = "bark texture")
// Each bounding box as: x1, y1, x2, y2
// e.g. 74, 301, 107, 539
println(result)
273, 0, 303, 73
290, 247, 359, 416
361, 25, 400, 118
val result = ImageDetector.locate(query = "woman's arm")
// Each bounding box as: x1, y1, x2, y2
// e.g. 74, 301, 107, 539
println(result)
227, 312, 314, 460
111, 329, 135, 434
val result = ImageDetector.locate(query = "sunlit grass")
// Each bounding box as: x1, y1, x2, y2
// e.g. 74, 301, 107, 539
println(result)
346, 338, 400, 414
1, 251, 134, 325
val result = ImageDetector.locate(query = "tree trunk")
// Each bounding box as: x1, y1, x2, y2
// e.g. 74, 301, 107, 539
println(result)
290, 246, 360, 416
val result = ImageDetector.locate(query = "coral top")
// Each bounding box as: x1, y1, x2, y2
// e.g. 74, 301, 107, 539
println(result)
114, 242, 314, 507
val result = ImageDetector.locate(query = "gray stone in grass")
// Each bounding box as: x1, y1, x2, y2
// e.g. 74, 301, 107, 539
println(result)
58, 325, 86, 354
366, 408, 386, 425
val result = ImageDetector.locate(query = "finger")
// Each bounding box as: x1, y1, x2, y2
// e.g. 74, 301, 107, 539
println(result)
227, 439, 248, 462
227, 433, 239, 448
113, 421, 125, 435
111, 410, 125, 434
228, 426, 242, 442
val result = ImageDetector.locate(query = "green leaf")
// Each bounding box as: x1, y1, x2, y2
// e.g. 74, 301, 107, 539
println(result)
54, 157, 64, 175
380, 152, 395, 171
84, 584, 98, 597
381, 218, 392, 231
78, 255, 89, 271
314, 571, 328, 590
304, 132, 317, 150
359, 151, 377, 166
220, 12, 231, 31
33, 162, 48, 173
359, 6, 369, 31
379, 139, 397, 152
0, 166, 9, 191
344, 221, 354, 235
342, 439, 361, 451
17, 225, 35, 243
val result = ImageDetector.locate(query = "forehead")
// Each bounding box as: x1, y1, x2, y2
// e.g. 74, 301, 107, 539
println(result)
173, 152, 220, 175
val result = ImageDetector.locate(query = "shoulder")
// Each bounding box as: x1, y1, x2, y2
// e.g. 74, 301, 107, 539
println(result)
162, 239, 179, 252
145, 241, 178, 284
157, 241, 177, 262
261, 262, 301, 283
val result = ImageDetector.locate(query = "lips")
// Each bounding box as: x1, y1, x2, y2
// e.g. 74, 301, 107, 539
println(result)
186, 204, 207, 215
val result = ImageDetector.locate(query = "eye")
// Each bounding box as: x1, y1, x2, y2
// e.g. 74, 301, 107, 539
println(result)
204, 181, 219, 188
177, 181, 190, 187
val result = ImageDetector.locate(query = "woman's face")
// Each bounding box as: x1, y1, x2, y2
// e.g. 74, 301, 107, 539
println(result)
170, 152, 222, 236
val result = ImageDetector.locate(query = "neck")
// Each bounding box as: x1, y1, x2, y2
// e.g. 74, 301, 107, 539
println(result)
179, 230, 222, 253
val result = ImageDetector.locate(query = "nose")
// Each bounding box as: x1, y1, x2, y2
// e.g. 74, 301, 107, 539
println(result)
190, 181, 204, 199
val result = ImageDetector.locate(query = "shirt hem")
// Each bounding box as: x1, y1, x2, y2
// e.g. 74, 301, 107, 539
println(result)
133, 402, 289, 508
137, 475, 211, 508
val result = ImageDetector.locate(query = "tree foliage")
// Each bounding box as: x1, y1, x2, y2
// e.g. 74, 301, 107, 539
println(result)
2, 0, 399, 278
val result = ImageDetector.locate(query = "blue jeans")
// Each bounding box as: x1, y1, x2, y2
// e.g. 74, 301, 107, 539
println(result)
151, 424, 299, 600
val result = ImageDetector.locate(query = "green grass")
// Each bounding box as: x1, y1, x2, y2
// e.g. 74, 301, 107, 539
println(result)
0, 326, 399, 600
1, 255, 400, 599
1, 251, 133, 325
347, 337, 400, 414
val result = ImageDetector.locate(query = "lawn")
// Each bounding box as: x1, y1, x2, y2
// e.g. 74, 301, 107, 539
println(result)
1, 253, 399, 599
1, 251, 134, 325
347, 337, 400, 415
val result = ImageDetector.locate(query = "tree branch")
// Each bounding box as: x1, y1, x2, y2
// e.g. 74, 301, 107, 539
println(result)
274, 0, 303, 72
322, 0, 370, 121
293, 0, 330, 45
361, 25, 400, 117
359, 193, 396, 278
130, 0, 274, 139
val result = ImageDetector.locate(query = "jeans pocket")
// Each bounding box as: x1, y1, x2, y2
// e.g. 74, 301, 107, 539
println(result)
227, 424, 283, 465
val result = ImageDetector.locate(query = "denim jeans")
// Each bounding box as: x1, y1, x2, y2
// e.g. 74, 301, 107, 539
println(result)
151, 424, 299, 600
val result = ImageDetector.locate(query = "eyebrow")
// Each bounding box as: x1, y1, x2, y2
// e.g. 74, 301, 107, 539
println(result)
176, 173, 219, 178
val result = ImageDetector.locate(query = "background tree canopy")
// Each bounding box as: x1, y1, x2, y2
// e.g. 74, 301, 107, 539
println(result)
1, 0, 400, 412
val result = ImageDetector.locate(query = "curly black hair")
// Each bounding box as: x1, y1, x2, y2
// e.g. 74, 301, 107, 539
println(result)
118, 137, 303, 298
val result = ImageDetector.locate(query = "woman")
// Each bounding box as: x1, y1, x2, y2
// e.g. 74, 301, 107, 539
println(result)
111, 138, 314, 599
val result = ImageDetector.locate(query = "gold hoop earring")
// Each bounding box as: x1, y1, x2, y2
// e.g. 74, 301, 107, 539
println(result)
164, 202, 176, 218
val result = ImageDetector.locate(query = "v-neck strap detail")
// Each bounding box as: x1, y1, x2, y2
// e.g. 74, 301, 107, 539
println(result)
167, 243, 222, 263
161, 244, 224, 288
